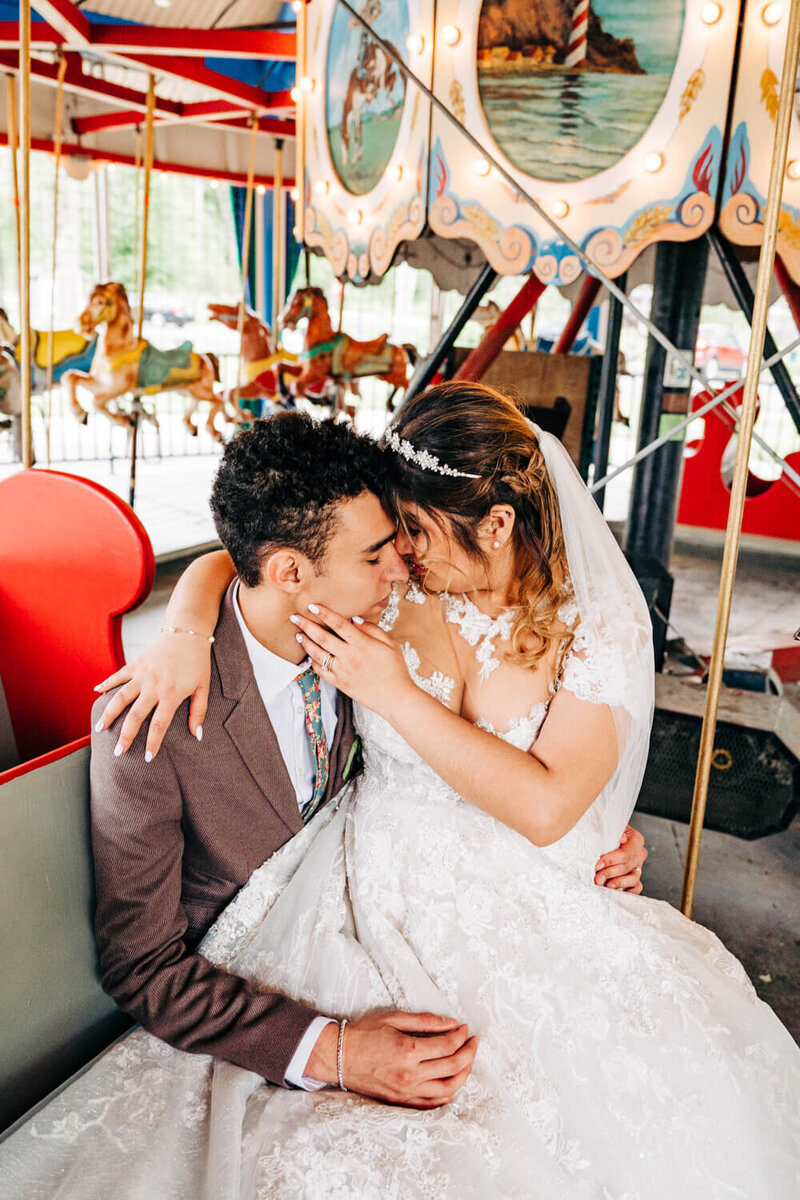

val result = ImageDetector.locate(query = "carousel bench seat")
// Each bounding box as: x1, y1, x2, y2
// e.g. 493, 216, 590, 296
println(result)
0, 738, 132, 1135
0, 470, 154, 1135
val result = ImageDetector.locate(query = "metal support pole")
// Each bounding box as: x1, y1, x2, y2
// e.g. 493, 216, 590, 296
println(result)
707, 227, 800, 435
626, 237, 709, 564
272, 137, 284, 331
18, 0, 32, 469
255, 188, 266, 318
233, 117, 259, 416
554, 274, 602, 355
456, 272, 546, 381
5, 74, 21, 293
592, 273, 626, 512
681, 0, 800, 918
136, 76, 156, 342
403, 263, 497, 402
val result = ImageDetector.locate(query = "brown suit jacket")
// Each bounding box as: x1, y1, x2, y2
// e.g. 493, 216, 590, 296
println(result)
90, 583, 358, 1086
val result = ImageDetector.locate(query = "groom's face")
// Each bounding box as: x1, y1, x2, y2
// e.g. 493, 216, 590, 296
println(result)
308, 490, 408, 620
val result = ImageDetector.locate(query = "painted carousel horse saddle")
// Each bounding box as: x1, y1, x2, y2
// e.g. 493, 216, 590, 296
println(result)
323, 331, 395, 379
137, 341, 195, 391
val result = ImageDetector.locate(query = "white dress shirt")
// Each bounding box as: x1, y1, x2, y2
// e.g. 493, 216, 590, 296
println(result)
233, 583, 337, 1088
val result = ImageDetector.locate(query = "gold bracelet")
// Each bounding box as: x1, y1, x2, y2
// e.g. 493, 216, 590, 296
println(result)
159, 625, 215, 645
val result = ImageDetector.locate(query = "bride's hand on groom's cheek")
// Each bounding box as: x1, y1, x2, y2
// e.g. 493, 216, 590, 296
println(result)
594, 825, 647, 894
290, 604, 414, 715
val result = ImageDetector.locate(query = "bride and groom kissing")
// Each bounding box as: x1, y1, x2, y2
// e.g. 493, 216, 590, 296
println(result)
3, 382, 798, 1197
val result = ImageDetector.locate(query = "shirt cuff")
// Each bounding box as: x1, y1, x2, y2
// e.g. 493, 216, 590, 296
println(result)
284, 1016, 337, 1090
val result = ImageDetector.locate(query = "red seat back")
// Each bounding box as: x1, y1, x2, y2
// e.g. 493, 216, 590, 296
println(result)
0, 470, 154, 762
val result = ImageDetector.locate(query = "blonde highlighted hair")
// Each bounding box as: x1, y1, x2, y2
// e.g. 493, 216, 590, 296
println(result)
384, 381, 574, 671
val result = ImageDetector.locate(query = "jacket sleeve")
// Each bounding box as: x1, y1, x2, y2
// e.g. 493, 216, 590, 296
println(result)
89, 700, 321, 1087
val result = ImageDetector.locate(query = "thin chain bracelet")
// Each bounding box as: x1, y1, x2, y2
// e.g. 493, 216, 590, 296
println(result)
337, 1018, 348, 1091
159, 626, 215, 644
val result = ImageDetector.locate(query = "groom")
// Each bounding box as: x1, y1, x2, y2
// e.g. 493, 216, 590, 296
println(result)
91, 412, 645, 1108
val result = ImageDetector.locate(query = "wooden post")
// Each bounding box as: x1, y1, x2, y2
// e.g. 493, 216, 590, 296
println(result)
45, 53, 68, 466
5, 74, 21, 292
136, 76, 156, 343
233, 116, 259, 416
273, 138, 284, 331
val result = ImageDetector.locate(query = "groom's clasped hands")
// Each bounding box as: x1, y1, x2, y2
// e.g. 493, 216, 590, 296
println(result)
306, 1011, 479, 1109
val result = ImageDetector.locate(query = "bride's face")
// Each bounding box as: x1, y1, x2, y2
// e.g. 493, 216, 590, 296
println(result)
394, 502, 488, 594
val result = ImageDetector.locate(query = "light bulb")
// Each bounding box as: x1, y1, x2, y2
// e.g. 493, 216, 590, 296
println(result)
348, 209, 363, 225
762, 3, 783, 24
787, 160, 800, 180
552, 198, 569, 219
701, 2, 722, 23
106, 162, 115, 173
473, 158, 490, 177
154, 0, 171, 8
290, 186, 300, 200
300, 76, 315, 93
290, 86, 299, 102
256, 183, 266, 195
442, 25, 461, 45
209, 178, 219, 189
292, 0, 302, 11
406, 34, 425, 55
386, 163, 403, 181
644, 151, 664, 173
314, 179, 329, 196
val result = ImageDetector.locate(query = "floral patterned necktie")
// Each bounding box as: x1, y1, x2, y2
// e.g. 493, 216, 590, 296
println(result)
294, 666, 330, 824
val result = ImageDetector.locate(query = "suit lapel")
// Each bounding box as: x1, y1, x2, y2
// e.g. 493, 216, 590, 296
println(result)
324, 690, 355, 804
214, 584, 303, 837
223, 681, 302, 836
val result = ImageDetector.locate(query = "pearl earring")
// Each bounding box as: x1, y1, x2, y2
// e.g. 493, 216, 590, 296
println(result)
493, 540, 501, 549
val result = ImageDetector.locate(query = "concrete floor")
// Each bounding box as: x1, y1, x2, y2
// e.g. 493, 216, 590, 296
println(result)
123, 548, 800, 1042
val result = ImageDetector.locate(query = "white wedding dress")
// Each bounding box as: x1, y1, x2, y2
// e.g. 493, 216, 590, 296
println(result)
3, 428, 799, 1198
2, 586, 799, 1199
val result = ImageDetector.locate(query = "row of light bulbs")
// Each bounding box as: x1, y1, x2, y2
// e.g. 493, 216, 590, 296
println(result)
702, 2, 784, 21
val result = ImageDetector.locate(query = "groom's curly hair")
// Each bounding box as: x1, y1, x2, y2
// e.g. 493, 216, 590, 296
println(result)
211, 411, 387, 586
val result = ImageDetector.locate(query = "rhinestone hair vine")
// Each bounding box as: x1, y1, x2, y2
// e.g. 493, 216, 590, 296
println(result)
385, 429, 480, 479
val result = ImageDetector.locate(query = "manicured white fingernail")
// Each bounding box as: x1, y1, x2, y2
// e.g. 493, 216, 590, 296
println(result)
93, 685, 104, 693
196, 725, 203, 742
308, 603, 320, 614
295, 632, 303, 642
145, 751, 153, 764
114, 743, 123, 757
289, 614, 300, 624
94, 720, 105, 733
351, 615, 364, 625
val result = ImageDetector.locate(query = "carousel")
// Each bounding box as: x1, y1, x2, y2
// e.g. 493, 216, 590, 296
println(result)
0, 0, 798, 1148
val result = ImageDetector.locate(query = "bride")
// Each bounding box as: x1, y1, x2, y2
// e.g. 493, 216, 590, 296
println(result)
3, 382, 798, 1198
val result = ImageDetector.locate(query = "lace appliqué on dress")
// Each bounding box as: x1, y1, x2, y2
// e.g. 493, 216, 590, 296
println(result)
401, 643, 455, 706
444, 593, 514, 681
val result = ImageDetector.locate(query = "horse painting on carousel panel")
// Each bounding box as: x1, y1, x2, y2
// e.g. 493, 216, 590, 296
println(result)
65, 283, 228, 440
279, 286, 415, 404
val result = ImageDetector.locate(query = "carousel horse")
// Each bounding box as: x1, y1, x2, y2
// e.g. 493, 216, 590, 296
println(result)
64, 283, 227, 440
0, 306, 98, 402
207, 303, 303, 418
279, 286, 415, 403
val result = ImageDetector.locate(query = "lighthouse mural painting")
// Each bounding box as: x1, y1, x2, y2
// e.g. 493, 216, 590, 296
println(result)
476, 0, 685, 183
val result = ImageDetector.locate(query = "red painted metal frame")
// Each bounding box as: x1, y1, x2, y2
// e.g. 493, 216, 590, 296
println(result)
30, 0, 89, 46
0, 21, 295, 59
553, 275, 602, 354
0, 734, 89, 788
455, 274, 547, 381
0, 131, 296, 187
71, 108, 295, 139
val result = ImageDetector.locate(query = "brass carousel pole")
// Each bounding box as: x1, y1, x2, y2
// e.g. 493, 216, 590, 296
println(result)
233, 115, 259, 417
5, 74, 21, 289
44, 52, 68, 467
680, 0, 800, 918
18, 0, 32, 469
130, 75, 155, 507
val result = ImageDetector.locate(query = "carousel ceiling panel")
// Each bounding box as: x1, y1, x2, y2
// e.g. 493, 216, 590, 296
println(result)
301, 0, 432, 282
76, 1, 289, 31
428, 0, 741, 286
718, 3, 800, 285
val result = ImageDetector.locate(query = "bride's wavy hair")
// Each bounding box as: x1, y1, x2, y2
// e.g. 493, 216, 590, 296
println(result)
383, 381, 574, 670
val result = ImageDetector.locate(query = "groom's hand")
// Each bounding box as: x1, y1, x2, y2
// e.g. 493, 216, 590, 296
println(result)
594, 825, 647, 893
305, 1011, 478, 1109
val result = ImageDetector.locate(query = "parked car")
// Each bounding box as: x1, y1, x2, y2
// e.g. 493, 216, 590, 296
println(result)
143, 298, 195, 328
695, 324, 746, 379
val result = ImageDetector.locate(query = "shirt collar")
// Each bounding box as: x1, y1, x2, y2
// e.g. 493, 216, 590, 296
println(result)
232, 580, 310, 705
